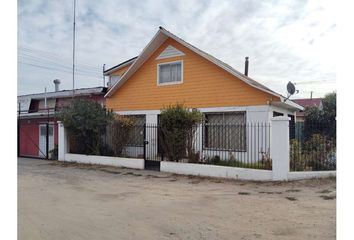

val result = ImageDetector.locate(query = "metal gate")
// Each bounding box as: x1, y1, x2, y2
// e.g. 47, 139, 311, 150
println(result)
143, 124, 162, 171
18, 108, 57, 160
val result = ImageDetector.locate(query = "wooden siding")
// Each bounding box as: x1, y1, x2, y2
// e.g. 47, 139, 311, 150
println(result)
106, 38, 280, 111
110, 64, 131, 77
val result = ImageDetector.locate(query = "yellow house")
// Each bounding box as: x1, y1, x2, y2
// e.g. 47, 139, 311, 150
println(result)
104, 27, 301, 124
103, 27, 303, 164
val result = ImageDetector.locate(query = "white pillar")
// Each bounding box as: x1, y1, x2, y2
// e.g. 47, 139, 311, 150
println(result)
271, 116, 290, 181
57, 121, 67, 161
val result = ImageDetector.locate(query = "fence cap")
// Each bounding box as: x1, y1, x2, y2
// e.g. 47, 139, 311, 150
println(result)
271, 116, 291, 121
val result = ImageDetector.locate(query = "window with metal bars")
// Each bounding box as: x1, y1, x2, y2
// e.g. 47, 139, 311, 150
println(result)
203, 112, 246, 151
125, 115, 146, 147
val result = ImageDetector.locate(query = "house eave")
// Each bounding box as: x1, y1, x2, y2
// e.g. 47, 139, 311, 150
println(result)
103, 57, 138, 76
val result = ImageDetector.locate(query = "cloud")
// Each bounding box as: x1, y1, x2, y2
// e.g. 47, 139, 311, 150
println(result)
18, 0, 336, 98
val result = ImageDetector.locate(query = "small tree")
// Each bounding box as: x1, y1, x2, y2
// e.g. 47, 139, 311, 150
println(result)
58, 99, 113, 155
159, 103, 203, 162
304, 92, 336, 141
110, 115, 134, 156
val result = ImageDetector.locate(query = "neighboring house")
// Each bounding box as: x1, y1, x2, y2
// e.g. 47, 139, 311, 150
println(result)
292, 98, 323, 122
103, 27, 303, 161
18, 81, 107, 158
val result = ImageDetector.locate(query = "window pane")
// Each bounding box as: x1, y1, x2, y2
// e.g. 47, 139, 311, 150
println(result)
159, 62, 181, 84
40, 126, 46, 136
159, 64, 171, 84
48, 126, 54, 136
204, 112, 246, 151
126, 115, 146, 147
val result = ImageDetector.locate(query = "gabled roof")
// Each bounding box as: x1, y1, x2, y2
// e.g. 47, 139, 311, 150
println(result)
293, 98, 322, 108
105, 27, 303, 110
293, 98, 322, 117
104, 56, 137, 75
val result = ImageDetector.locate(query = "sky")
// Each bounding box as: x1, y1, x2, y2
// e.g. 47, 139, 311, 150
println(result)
18, 0, 336, 98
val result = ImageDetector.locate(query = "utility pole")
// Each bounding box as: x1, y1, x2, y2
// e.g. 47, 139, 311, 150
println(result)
103, 64, 106, 87
44, 87, 47, 109
18, 102, 21, 157
72, 0, 76, 97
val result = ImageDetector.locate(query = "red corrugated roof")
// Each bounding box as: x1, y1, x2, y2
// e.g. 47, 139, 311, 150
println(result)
293, 98, 322, 117
293, 98, 322, 107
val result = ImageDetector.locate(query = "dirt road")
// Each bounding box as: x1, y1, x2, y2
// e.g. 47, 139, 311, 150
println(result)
18, 158, 336, 240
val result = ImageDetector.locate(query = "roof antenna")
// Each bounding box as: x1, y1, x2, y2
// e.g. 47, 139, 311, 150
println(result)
72, 0, 76, 97
103, 64, 106, 87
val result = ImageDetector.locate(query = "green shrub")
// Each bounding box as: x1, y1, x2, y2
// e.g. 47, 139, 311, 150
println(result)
58, 99, 113, 155
159, 103, 203, 162
290, 139, 305, 171
110, 115, 135, 156
303, 134, 335, 170
205, 155, 268, 169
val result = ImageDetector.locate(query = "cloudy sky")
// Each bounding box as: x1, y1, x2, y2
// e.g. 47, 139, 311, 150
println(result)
18, 0, 336, 98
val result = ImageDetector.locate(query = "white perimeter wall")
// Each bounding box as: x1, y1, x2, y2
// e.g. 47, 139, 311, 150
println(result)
63, 153, 144, 169
161, 161, 273, 181
288, 171, 336, 180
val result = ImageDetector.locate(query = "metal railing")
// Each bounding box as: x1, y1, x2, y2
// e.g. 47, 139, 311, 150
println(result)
290, 122, 336, 171
67, 122, 271, 170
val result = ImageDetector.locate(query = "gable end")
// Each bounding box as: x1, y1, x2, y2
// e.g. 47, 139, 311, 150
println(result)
156, 45, 185, 60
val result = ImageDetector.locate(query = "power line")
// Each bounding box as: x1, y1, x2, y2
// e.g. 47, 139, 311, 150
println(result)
18, 46, 102, 70
18, 53, 101, 75
295, 80, 336, 85
18, 61, 101, 78
18, 51, 101, 72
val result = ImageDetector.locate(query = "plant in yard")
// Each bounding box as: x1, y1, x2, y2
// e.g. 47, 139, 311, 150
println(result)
304, 92, 336, 141
110, 115, 135, 156
290, 139, 305, 171
58, 99, 113, 155
303, 134, 335, 170
159, 103, 203, 162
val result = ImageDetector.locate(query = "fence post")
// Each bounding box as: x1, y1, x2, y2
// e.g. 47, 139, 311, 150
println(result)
57, 121, 67, 161
46, 122, 49, 159
271, 116, 290, 181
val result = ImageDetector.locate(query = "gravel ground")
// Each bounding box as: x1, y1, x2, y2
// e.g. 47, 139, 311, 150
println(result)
18, 158, 336, 240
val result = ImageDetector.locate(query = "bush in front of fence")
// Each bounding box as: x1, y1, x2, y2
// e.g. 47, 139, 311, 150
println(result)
110, 116, 135, 156
290, 133, 336, 171
303, 134, 336, 171
59, 99, 114, 155
290, 139, 306, 171
159, 103, 203, 162
204, 155, 271, 170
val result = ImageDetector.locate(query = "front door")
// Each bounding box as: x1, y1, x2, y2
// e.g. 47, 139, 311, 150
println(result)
39, 124, 54, 158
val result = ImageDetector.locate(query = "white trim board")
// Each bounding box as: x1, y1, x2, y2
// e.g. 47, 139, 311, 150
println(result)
115, 105, 271, 116
156, 45, 185, 60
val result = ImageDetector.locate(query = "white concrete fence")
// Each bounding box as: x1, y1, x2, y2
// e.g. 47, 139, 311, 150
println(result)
57, 117, 335, 181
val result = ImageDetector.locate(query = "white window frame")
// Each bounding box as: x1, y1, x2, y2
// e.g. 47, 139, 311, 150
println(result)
109, 75, 121, 87
157, 60, 184, 86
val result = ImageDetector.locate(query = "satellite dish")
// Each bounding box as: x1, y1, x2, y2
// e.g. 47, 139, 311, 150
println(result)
287, 81, 296, 95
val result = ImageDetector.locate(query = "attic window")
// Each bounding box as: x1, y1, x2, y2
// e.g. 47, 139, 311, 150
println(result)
109, 75, 120, 87
157, 61, 183, 85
